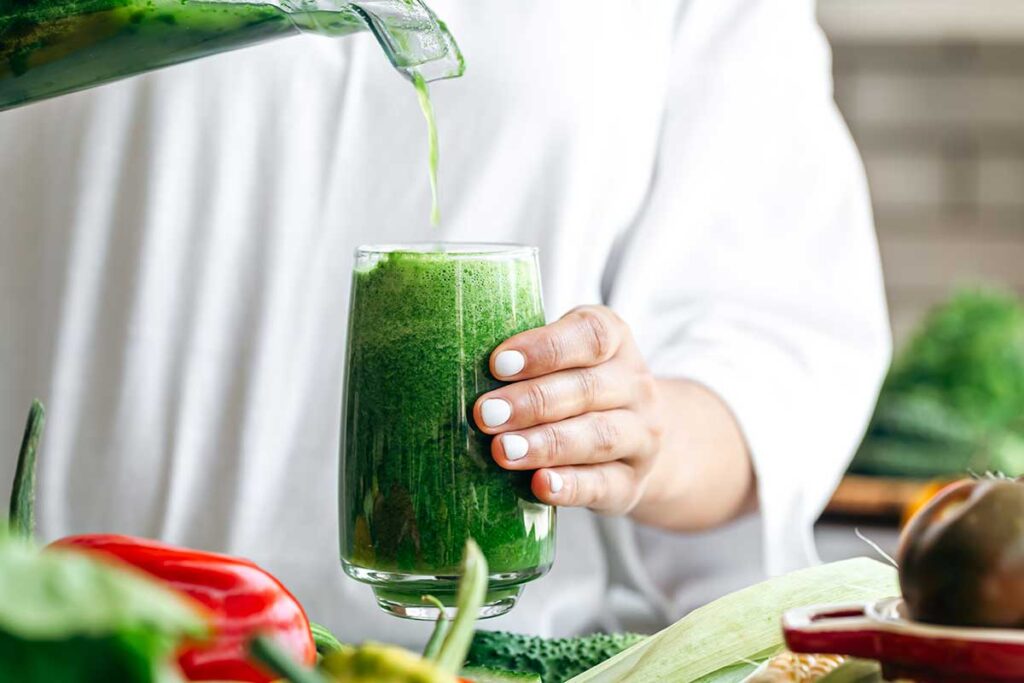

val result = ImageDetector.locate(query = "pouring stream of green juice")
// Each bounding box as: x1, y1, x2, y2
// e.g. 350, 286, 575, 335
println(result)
412, 72, 440, 226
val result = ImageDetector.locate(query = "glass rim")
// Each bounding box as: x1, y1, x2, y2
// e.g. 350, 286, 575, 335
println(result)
355, 242, 538, 259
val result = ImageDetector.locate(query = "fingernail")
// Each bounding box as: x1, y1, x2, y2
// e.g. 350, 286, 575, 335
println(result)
481, 399, 512, 427
494, 350, 526, 378
502, 434, 529, 461
548, 470, 564, 494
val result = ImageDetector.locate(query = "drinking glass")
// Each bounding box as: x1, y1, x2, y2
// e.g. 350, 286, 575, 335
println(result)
339, 243, 556, 619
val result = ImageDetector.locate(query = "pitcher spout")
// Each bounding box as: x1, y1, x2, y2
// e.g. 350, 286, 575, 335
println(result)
349, 0, 464, 82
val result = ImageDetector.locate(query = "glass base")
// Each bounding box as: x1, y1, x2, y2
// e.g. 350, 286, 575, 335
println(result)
342, 561, 550, 621
374, 588, 522, 620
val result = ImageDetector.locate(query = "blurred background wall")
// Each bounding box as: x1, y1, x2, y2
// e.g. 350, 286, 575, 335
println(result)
814, 0, 1024, 557
819, 0, 1024, 347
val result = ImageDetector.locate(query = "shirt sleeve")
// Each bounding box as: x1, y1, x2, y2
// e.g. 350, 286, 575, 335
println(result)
604, 0, 892, 574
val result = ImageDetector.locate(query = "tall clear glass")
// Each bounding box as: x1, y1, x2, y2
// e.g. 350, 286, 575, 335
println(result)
339, 243, 556, 619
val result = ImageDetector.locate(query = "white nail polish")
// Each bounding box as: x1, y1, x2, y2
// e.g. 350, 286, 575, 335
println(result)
494, 350, 526, 378
502, 434, 529, 461
481, 399, 512, 427
548, 470, 564, 494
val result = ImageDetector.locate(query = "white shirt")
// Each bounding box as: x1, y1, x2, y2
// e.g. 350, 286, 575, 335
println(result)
0, 0, 890, 644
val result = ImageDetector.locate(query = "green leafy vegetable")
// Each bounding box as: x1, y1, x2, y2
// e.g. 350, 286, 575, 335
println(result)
0, 530, 208, 683
2, 400, 208, 682
567, 558, 897, 683
853, 289, 1024, 478
886, 289, 1024, 428
465, 631, 646, 682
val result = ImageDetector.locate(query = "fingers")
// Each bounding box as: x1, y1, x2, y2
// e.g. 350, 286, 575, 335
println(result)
492, 410, 655, 470
530, 463, 643, 515
479, 304, 658, 516
474, 361, 640, 433
490, 306, 626, 381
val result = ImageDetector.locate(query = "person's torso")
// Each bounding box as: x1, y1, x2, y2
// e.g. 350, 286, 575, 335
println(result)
0, 1, 687, 641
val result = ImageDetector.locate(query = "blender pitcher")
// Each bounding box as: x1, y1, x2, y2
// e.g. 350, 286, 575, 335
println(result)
0, 0, 463, 111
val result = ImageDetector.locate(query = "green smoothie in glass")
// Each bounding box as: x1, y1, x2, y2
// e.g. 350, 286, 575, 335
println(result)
340, 243, 556, 619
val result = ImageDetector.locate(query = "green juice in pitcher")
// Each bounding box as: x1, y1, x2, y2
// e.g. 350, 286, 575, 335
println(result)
0, 0, 462, 111
340, 244, 556, 619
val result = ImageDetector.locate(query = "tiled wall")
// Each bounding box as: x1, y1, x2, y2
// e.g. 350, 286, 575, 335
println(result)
830, 41, 1024, 346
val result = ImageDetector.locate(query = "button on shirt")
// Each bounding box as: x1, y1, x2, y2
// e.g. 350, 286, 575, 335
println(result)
0, 0, 890, 644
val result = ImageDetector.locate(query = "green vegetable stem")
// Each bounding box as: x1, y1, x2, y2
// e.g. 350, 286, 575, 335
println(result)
250, 635, 330, 683
311, 622, 348, 659
433, 539, 487, 675
250, 540, 488, 682
421, 595, 450, 661
9, 399, 44, 539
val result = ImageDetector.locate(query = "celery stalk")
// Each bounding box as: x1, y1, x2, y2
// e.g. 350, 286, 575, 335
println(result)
568, 558, 897, 683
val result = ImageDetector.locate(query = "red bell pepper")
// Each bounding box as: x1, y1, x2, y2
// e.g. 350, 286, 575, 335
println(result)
51, 534, 316, 683
11, 401, 316, 681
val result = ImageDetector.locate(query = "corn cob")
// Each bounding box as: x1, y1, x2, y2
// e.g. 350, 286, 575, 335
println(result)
747, 652, 848, 682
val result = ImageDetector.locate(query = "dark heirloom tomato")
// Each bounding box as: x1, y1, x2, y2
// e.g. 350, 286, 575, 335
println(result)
898, 477, 1024, 628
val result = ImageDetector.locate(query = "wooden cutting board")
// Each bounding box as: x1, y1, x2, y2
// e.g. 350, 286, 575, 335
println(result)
825, 475, 943, 521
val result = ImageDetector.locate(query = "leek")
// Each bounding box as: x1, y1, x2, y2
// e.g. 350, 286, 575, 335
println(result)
568, 558, 897, 683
